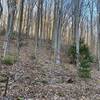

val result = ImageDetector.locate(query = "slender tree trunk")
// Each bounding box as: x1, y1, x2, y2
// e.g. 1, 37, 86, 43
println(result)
73, 0, 80, 68
90, 1, 94, 52
3, 0, 16, 57
17, 0, 24, 61
53, 0, 63, 64
97, 0, 100, 70
40, 0, 43, 46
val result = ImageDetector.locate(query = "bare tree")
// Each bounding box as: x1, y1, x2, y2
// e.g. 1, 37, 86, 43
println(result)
52, 0, 63, 64
97, 0, 100, 70
3, 0, 16, 57
73, 0, 81, 68
17, 0, 24, 60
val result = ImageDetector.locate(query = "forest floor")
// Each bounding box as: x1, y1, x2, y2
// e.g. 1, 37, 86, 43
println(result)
0, 37, 100, 100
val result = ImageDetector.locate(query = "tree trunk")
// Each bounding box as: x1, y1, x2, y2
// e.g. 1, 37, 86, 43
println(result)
17, 0, 24, 61
97, 0, 100, 70
73, 0, 80, 68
